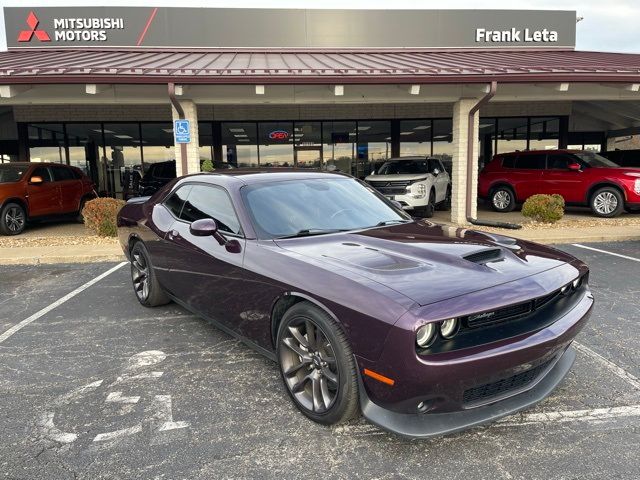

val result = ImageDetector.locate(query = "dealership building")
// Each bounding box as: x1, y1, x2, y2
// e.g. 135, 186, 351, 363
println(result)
0, 7, 639, 223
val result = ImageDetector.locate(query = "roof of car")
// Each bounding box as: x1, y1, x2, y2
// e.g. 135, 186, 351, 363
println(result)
178, 168, 352, 186
498, 149, 582, 156
0, 162, 74, 167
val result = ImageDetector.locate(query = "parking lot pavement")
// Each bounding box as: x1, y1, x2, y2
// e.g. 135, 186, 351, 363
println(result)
0, 242, 639, 479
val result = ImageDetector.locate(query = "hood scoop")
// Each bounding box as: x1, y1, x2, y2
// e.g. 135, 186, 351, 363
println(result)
463, 248, 504, 265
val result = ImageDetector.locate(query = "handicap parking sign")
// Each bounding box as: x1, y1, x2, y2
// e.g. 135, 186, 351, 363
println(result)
174, 119, 191, 143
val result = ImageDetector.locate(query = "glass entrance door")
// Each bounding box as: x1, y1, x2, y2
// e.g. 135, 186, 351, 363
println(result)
294, 147, 322, 169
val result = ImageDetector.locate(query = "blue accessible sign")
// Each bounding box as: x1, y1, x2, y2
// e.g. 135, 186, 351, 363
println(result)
174, 119, 191, 143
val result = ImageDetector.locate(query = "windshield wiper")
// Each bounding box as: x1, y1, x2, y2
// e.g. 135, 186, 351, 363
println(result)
275, 228, 349, 239
375, 219, 412, 226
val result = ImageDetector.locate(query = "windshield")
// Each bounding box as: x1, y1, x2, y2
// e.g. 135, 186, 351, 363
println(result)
377, 160, 429, 175
241, 177, 411, 239
0, 165, 27, 184
574, 151, 619, 168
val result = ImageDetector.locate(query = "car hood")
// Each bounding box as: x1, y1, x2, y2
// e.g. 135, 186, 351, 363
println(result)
274, 222, 576, 306
365, 174, 431, 182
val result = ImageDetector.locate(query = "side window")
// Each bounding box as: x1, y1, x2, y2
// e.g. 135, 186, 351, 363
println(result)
51, 166, 75, 181
31, 167, 52, 182
547, 154, 573, 170
164, 185, 192, 218
501, 156, 516, 168
180, 184, 242, 235
515, 154, 546, 170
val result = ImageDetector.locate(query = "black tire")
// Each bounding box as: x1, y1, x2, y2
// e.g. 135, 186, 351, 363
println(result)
590, 187, 624, 218
437, 186, 452, 211
130, 242, 170, 307
419, 189, 436, 218
0, 202, 27, 236
276, 302, 359, 426
489, 186, 516, 213
76, 197, 88, 223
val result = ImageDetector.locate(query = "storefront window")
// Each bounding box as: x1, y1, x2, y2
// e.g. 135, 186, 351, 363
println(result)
478, 118, 497, 168
28, 123, 65, 163
222, 122, 258, 168
356, 121, 391, 178
103, 123, 142, 199
198, 122, 214, 166
322, 121, 355, 175
65, 123, 103, 188
293, 121, 322, 169
432, 119, 453, 174
529, 117, 559, 151
141, 123, 174, 166
496, 118, 528, 154
399, 120, 431, 158
259, 122, 294, 167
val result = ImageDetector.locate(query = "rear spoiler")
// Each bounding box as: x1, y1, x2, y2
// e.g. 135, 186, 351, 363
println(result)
126, 196, 151, 204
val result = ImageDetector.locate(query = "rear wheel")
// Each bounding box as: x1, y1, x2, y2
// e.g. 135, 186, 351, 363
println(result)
590, 187, 624, 218
277, 302, 359, 425
419, 190, 436, 218
0, 202, 26, 236
490, 186, 516, 213
130, 242, 170, 307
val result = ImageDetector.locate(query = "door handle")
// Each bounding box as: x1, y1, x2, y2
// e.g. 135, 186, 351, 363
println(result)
167, 229, 180, 240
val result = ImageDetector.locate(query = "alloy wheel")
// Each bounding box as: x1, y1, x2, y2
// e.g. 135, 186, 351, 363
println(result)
5, 207, 25, 233
493, 190, 511, 210
280, 319, 339, 414
131, 252, 150, 301
594, 192, 618, 215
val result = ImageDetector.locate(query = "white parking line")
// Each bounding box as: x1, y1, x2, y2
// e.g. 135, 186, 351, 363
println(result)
574, 342, 640, 390
571, 243, 640, 263
496, 404, 640, 427
0, 262, 127, 345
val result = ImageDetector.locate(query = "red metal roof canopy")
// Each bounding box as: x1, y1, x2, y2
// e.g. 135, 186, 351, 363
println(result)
0, 49, 639, 84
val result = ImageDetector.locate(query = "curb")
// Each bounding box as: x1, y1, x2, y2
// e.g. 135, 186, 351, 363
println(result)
0, 254, 126, 266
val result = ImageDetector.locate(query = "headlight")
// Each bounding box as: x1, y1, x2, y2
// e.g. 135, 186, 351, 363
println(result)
634, 179, 640, 195
410, 183, 427, 198
572, 277, 581, 289
440, 318, 459, 339
561, 284, 571, 294
416, 323, 436, 348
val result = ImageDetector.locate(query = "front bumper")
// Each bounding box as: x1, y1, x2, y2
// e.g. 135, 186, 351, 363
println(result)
359, 346, 576, 439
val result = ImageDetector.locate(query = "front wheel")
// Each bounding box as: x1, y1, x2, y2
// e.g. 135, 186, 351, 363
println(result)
277, 302, 359, 425
490, 186, 516, 212
590, 187, 624, 218
130, 242, 170, 307
0, 202, 26, 236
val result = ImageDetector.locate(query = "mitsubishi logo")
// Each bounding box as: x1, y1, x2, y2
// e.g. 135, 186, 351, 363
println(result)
18, 11, 51, 42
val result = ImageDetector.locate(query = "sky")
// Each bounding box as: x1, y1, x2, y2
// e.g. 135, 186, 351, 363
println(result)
0, 0, 638, 52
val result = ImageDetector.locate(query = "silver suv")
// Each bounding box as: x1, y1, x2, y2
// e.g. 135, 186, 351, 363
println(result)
365, 157, 451, 217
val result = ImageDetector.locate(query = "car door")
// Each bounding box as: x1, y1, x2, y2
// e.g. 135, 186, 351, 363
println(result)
512, 153, 546, 200
543, 153, 585, 203
26, 166, 60, 217
51, 165, 83, 213
431, 159, 449, 203
162, 183, 247, 329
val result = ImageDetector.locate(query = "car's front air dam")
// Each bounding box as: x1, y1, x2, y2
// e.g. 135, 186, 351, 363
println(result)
358, 346, 576, 439
354, 289, 593, 437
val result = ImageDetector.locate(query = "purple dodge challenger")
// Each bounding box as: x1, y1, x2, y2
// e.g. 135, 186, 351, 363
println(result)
117, 170, 593, 438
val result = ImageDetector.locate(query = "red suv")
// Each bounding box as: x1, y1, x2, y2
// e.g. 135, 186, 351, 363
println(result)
479, 150, 640, 217
0, 162, 96, 235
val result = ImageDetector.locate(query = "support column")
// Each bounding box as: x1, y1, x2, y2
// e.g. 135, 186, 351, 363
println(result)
450, 99, 480, 225
171, 99, 200, 177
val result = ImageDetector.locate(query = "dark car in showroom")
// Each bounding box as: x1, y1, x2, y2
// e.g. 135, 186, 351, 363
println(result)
479, 149, 640, 217
117, 170, 593, 438
0, 162, 96, 235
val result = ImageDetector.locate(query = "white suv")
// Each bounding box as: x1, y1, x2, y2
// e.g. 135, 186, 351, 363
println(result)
365, 157, 451, 217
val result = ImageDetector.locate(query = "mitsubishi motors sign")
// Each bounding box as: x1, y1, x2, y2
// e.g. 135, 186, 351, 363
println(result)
3, 7, 576, 49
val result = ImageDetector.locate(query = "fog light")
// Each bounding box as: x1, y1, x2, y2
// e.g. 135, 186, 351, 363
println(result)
440, 318, 459, 339
416, 323, 436, 348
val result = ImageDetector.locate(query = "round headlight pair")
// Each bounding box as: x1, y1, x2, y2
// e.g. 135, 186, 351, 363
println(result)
416, 318, 459, 348
572, 277, 581, 289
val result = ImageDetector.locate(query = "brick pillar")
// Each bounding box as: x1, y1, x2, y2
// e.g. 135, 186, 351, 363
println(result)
451, 99, 480, 225
171, 99, 200, 177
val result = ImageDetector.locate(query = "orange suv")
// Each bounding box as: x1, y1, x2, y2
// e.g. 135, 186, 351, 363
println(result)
0, 162, 96, 235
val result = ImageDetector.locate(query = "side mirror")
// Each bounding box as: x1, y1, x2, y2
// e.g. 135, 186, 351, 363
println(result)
189, 218, 242, 253
29, 175, 43, 185
432, 167, 441, 176
568, 163, 581, 171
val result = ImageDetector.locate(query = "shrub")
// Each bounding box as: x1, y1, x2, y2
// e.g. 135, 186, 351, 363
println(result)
82, 198, 126, 237
201, 158, 214, 172
522, 194, 565, 223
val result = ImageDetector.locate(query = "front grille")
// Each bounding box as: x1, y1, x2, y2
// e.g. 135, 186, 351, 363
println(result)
368, 180, 411, 195
534, 290, 560, 309
463, 357, 554, 405
466, 301, 532, 328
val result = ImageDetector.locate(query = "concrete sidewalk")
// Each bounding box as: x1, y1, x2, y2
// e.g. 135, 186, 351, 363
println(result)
0, 243, 125, 265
